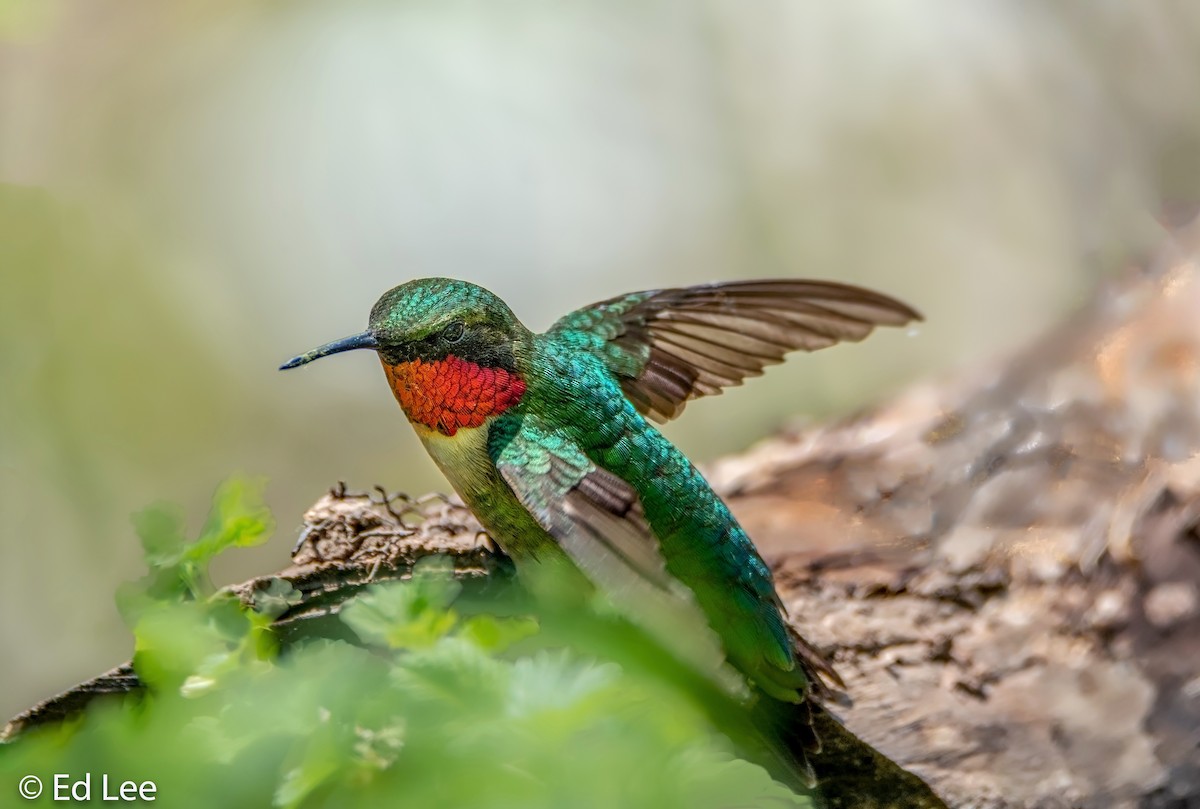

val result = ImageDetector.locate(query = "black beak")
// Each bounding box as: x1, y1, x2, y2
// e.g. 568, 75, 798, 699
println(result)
279, 331, 379, 370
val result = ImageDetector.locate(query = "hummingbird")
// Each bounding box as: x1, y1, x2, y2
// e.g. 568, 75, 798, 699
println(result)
281, 277, 922, 792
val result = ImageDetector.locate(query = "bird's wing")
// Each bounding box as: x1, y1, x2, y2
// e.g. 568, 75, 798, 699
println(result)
488, 415, 737, 687
548, 279, 921, 423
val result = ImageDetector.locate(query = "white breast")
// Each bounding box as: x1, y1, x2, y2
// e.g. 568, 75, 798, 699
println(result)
413, 422, 497, 500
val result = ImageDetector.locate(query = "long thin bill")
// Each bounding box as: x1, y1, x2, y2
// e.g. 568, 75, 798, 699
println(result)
279, 331, 379, 370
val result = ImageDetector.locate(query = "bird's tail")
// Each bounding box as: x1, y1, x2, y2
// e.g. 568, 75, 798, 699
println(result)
749, 624, 843, 792
749, 693, 822, 792
755, 696, 949, 809
750, 626, 946, 806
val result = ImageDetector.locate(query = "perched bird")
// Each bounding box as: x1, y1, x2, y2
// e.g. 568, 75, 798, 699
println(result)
281, 277, 921, 791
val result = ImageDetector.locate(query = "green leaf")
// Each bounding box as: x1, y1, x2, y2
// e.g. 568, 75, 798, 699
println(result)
341, 557, 463, 650
132, 502, 187, 567
506, 651, 620, 715
185, 477, 274, 566
275, 757, 341, 809
117, 477, 276, 624
458, 614, 539, 652
131, 599, 240, 693
342, 582, 458, 650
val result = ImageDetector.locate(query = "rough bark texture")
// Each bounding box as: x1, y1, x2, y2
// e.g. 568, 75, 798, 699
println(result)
8, 237, 1200, 807
706, 243, 1200, 808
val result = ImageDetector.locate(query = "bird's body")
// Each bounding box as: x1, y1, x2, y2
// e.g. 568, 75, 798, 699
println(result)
282, 276, 921, 788
417, 334, 805, 699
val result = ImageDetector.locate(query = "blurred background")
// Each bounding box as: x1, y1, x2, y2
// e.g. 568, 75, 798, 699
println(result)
2, 1, 1198, 721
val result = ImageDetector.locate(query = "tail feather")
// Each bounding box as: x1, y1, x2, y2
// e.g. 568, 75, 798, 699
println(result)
787, 623, 845, 697
750, 695, 821, 791
773, 699, 949, 808
747, 632, 946, 805
743, 625, 840, 790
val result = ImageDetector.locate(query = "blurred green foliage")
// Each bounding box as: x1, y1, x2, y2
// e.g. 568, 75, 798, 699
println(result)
0, 480, 814, 808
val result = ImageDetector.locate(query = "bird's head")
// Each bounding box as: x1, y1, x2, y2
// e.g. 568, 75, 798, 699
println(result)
281, 278, 530, 435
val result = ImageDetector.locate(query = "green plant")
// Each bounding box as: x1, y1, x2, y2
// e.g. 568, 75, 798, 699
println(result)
1, 479, 814, 808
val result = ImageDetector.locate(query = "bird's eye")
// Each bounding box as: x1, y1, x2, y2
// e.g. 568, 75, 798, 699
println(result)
441, 321, 465, 343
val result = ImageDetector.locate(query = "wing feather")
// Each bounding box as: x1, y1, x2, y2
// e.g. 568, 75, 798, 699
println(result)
490, 417, 738, 686
550, 279, 921, 422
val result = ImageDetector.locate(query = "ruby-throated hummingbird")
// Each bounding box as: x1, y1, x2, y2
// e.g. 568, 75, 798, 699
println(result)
281, 277, 921, 791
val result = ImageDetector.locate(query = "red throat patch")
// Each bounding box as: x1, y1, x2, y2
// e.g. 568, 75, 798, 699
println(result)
382, 355, 526, 436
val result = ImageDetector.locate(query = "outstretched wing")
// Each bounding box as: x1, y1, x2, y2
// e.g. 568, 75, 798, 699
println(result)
488, 414, 737, 686
549, 279, 921, 423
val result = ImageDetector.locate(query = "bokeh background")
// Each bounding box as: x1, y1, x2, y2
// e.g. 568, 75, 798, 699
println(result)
2, 1, 1199, 721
